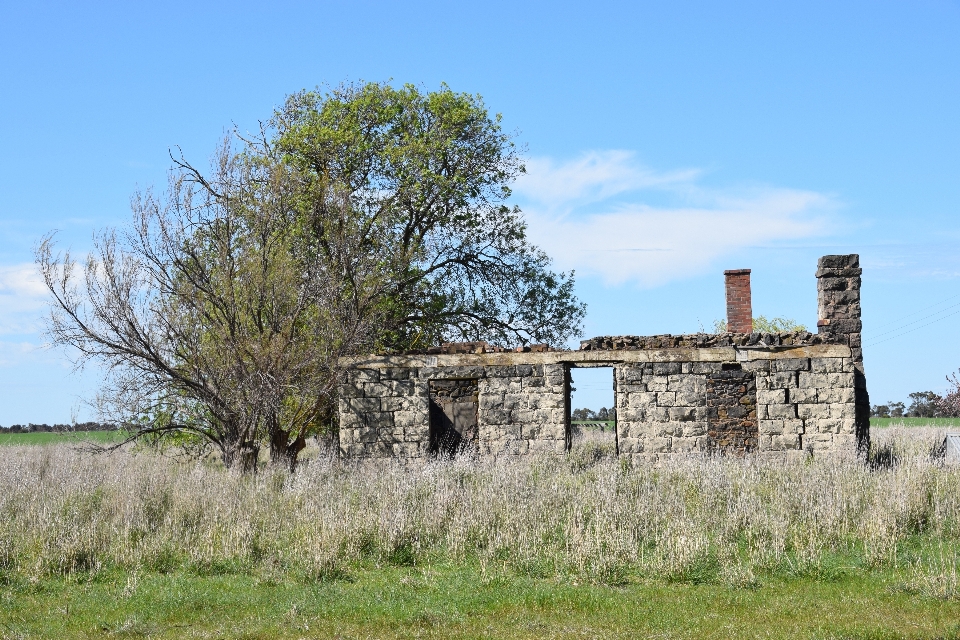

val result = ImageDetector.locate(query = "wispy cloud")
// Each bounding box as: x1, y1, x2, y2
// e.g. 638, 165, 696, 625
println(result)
513, 151, 835, 287
0, 263, 47, 335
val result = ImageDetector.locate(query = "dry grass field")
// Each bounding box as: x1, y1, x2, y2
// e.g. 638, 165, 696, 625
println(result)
0, 426, 958, 638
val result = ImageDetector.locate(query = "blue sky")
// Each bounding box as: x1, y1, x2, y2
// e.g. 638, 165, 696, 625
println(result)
1, 0, 959, 422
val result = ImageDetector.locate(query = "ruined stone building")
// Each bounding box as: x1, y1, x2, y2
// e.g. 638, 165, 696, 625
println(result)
338, 254, 869, 461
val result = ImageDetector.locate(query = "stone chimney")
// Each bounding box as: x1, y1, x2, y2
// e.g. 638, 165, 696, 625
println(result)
724, 269, 753, 333
816, 254, 869, 453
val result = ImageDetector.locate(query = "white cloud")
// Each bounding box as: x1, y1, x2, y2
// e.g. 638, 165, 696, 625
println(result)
0, 263, 47, 335
516, 150, 700, 210
514, 152, 834, 287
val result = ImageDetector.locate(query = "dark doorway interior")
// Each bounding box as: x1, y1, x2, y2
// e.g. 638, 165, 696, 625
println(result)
705, 365, 758, 454
428, 379, 479, 456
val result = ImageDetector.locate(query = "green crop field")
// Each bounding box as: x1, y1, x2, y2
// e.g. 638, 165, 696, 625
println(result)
870, 417, 960, 428
0, 429, 127, 446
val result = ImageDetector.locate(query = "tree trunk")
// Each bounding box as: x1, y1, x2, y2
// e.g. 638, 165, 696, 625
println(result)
270, 427, 306, 472
221, 440, 260, 474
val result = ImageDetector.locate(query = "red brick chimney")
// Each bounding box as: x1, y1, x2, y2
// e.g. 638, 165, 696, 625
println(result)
724, 269, 753, 333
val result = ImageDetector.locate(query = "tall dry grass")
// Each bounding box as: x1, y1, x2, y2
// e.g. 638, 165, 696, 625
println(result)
0, 427, 958, 586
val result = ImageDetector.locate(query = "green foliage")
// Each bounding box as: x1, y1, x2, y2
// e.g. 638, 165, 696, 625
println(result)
712, 315, 807, 333
270, 81, 586, 350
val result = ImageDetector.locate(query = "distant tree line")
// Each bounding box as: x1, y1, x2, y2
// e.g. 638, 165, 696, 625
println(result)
571, 407, 616, 421
0, 422, 118, 433
871, 372, 960, 418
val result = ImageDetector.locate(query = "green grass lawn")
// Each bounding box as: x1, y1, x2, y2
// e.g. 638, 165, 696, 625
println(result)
0, 430, 127, 446
1, 564, 958, 639
870, 417, 960, 428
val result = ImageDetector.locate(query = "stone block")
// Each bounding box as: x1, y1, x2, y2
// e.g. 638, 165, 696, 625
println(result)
669, 407, 697, 421
782, 419, 804, 434
362, 382, 391, 397
356, 427, 381, 443
682, 423, 707, 437
818, 276, 852, 291
741, 360, 771, 373
676, 391, 706, 406
830, 403, 856, 419
671, 437, 702, 452
632, 391, 661, 406
807, 417, 838, 434
649, 436, 673, 452
482, 408, 510, 425
772, 358, 810, 372
767, 404, 797, 419
346, 397, 381, 412
758, 389, 787, 404
833, 433, 857, 450
381, 397, 406, 412
351, 369, 380, 384
774, 434, 801, 450
528, 439, 565, 454
619, 407, 646, 422
646, 377, 669, 392
797, 403, 828, 420
616, 366, 646, 383
819, 387, 855, 403
759, 419, 784, 435
686, 362, 724, 374
339, 383, 363, 398
790, 387, 818, 404
657, 391, 677, 407
668, 375, 704, 393
807, 432, 834, 447
757, 434, 775, 451
770, 372, 799, 388
645, 406, 670, 422
798, 372, 829, 389
828, 319, 862, 333
826, 372, 855, 388
392, 442, 422, 458
524, 423, 564, 440
653, 362, 682, 376
839, 418, 856, 434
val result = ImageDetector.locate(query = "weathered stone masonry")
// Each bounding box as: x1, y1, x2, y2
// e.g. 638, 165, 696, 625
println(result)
338, 254, 869, 461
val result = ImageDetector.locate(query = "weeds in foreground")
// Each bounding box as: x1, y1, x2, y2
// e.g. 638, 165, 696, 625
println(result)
0, 427, 956, 587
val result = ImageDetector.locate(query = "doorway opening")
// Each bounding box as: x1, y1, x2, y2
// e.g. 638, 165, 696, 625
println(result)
568, 365, 618, 457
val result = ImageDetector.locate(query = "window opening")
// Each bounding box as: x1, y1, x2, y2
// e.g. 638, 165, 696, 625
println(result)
428, 379, 479, 457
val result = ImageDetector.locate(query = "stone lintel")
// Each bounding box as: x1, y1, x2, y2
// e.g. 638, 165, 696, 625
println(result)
341, 344, 851, 369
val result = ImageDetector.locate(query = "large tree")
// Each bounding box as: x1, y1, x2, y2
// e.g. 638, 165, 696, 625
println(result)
37, 82, 586, 471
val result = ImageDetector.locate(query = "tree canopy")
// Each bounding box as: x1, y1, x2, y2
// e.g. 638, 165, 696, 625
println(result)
268, 82, 585, 351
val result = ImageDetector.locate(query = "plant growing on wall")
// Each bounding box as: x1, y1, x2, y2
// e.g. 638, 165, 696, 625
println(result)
712, 315, 808, 333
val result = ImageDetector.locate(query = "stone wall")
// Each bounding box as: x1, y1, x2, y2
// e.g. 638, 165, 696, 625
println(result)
612, 351, 857, 462
339, 362, 567, 459
816, 254, 870, 452
339, 344, 859, 462
338, 254, 868, 463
